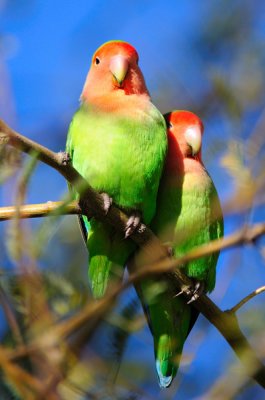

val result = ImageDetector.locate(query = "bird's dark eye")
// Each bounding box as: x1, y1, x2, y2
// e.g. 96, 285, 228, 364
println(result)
167, 121, 173, 128
95, 57, 100, 65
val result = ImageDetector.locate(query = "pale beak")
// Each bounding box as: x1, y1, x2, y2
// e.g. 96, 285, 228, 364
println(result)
110, 55, 129, 87
184, 126, 202, 156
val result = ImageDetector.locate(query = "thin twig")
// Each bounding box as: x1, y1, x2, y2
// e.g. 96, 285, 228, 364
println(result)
0, 348, 59, 400
1, 201, 265, 258
0, 285, 24, 345
144, 222, 265, 276
229, 285, 265, 314
0, 201, 80, 221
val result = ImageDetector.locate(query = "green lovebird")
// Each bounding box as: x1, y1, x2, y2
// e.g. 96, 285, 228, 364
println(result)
131, 110, 223, 387
66, 41, 167, 299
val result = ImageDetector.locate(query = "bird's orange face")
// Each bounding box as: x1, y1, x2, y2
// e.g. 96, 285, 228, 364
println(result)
81, 41, 148, 101
165, 110, 204, 161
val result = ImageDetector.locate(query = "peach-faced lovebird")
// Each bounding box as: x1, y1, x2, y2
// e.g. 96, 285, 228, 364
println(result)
66, 41, 167, 298
133, 110, 223, 387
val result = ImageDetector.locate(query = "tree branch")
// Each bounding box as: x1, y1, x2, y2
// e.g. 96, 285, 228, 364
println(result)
0, 285, 24, 345
1, 201, 265, 257
229, 286, 265, 314
1, 118, 265, 388
0, 201, 80, 221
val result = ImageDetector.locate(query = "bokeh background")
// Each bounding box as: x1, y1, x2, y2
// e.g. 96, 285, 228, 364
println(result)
0, 1, 265, 399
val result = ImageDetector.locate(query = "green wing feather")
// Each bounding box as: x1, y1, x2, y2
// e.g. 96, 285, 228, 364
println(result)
171, 174, 223, 292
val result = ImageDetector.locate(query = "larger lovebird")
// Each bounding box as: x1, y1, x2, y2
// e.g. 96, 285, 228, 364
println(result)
131, 110, 223, 387
66, 41, 167, 299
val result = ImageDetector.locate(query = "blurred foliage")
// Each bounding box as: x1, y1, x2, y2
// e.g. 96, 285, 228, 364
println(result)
0, 145, 21, 184
0, 1, 265, 399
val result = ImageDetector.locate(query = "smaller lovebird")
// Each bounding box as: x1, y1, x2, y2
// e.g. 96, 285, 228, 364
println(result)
66, 41, 167, 299
131, 110, 223, 387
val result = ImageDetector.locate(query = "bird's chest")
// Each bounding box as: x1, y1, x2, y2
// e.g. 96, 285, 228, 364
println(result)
174, 173, 213, 243
71, 111, 160, 207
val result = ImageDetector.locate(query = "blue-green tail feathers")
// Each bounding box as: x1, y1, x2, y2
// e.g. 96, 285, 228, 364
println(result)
135, 278, 192, 388
155, 335, 177, 388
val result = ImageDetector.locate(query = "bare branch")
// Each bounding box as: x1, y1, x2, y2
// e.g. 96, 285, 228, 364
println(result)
1, 201, 265, 259
229, 286, 265, 314
0, 285, 24, 345
152, 222, 265, 275
0, 348, 59, 399
0, 201, 80, 221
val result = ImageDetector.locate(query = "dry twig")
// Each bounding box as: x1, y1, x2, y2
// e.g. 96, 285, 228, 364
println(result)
229, 285, 265, 314
0, 201, 80, 221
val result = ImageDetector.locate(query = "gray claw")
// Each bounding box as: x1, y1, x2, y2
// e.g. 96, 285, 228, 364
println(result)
187, 295, 199, 304
101, 192, 113, 215
173, 289, 184, 298
187, 280, 205, 304
124, 213, 142, 238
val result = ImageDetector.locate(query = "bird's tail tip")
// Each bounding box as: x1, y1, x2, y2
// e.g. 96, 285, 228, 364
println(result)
156, 360, 175, 388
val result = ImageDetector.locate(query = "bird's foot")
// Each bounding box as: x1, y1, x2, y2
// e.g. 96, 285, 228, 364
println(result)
186, 280, 205, 304
174, 281, 204, 301
100, 192, 113, 215
57, 151, 71, 165
124, 212, 145, 238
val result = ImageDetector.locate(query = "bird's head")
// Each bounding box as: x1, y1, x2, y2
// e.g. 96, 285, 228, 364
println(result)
81, 40, 149, 102
164, 110, 204, 162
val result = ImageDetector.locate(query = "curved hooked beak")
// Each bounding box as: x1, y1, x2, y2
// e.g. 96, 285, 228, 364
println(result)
110, 55, 129, 87
184, 126, 202, 156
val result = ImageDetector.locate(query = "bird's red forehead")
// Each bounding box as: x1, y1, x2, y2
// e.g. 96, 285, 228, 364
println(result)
92, 41, 139, 62
167, 110, 204, 132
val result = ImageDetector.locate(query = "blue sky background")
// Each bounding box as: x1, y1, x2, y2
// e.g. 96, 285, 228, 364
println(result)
1, 1, 265, 398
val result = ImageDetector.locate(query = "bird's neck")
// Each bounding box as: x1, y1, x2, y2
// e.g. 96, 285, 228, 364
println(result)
82, 91, 151, 116
182, 157, 208, 191
165, 134, 206, 188
165, 132, 184, 175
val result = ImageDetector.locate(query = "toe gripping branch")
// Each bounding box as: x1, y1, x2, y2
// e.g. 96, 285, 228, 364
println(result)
78, 192, 113, 221
124, 212, 146, 239
100, 192, 113, 215
174, 280, 205, 304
